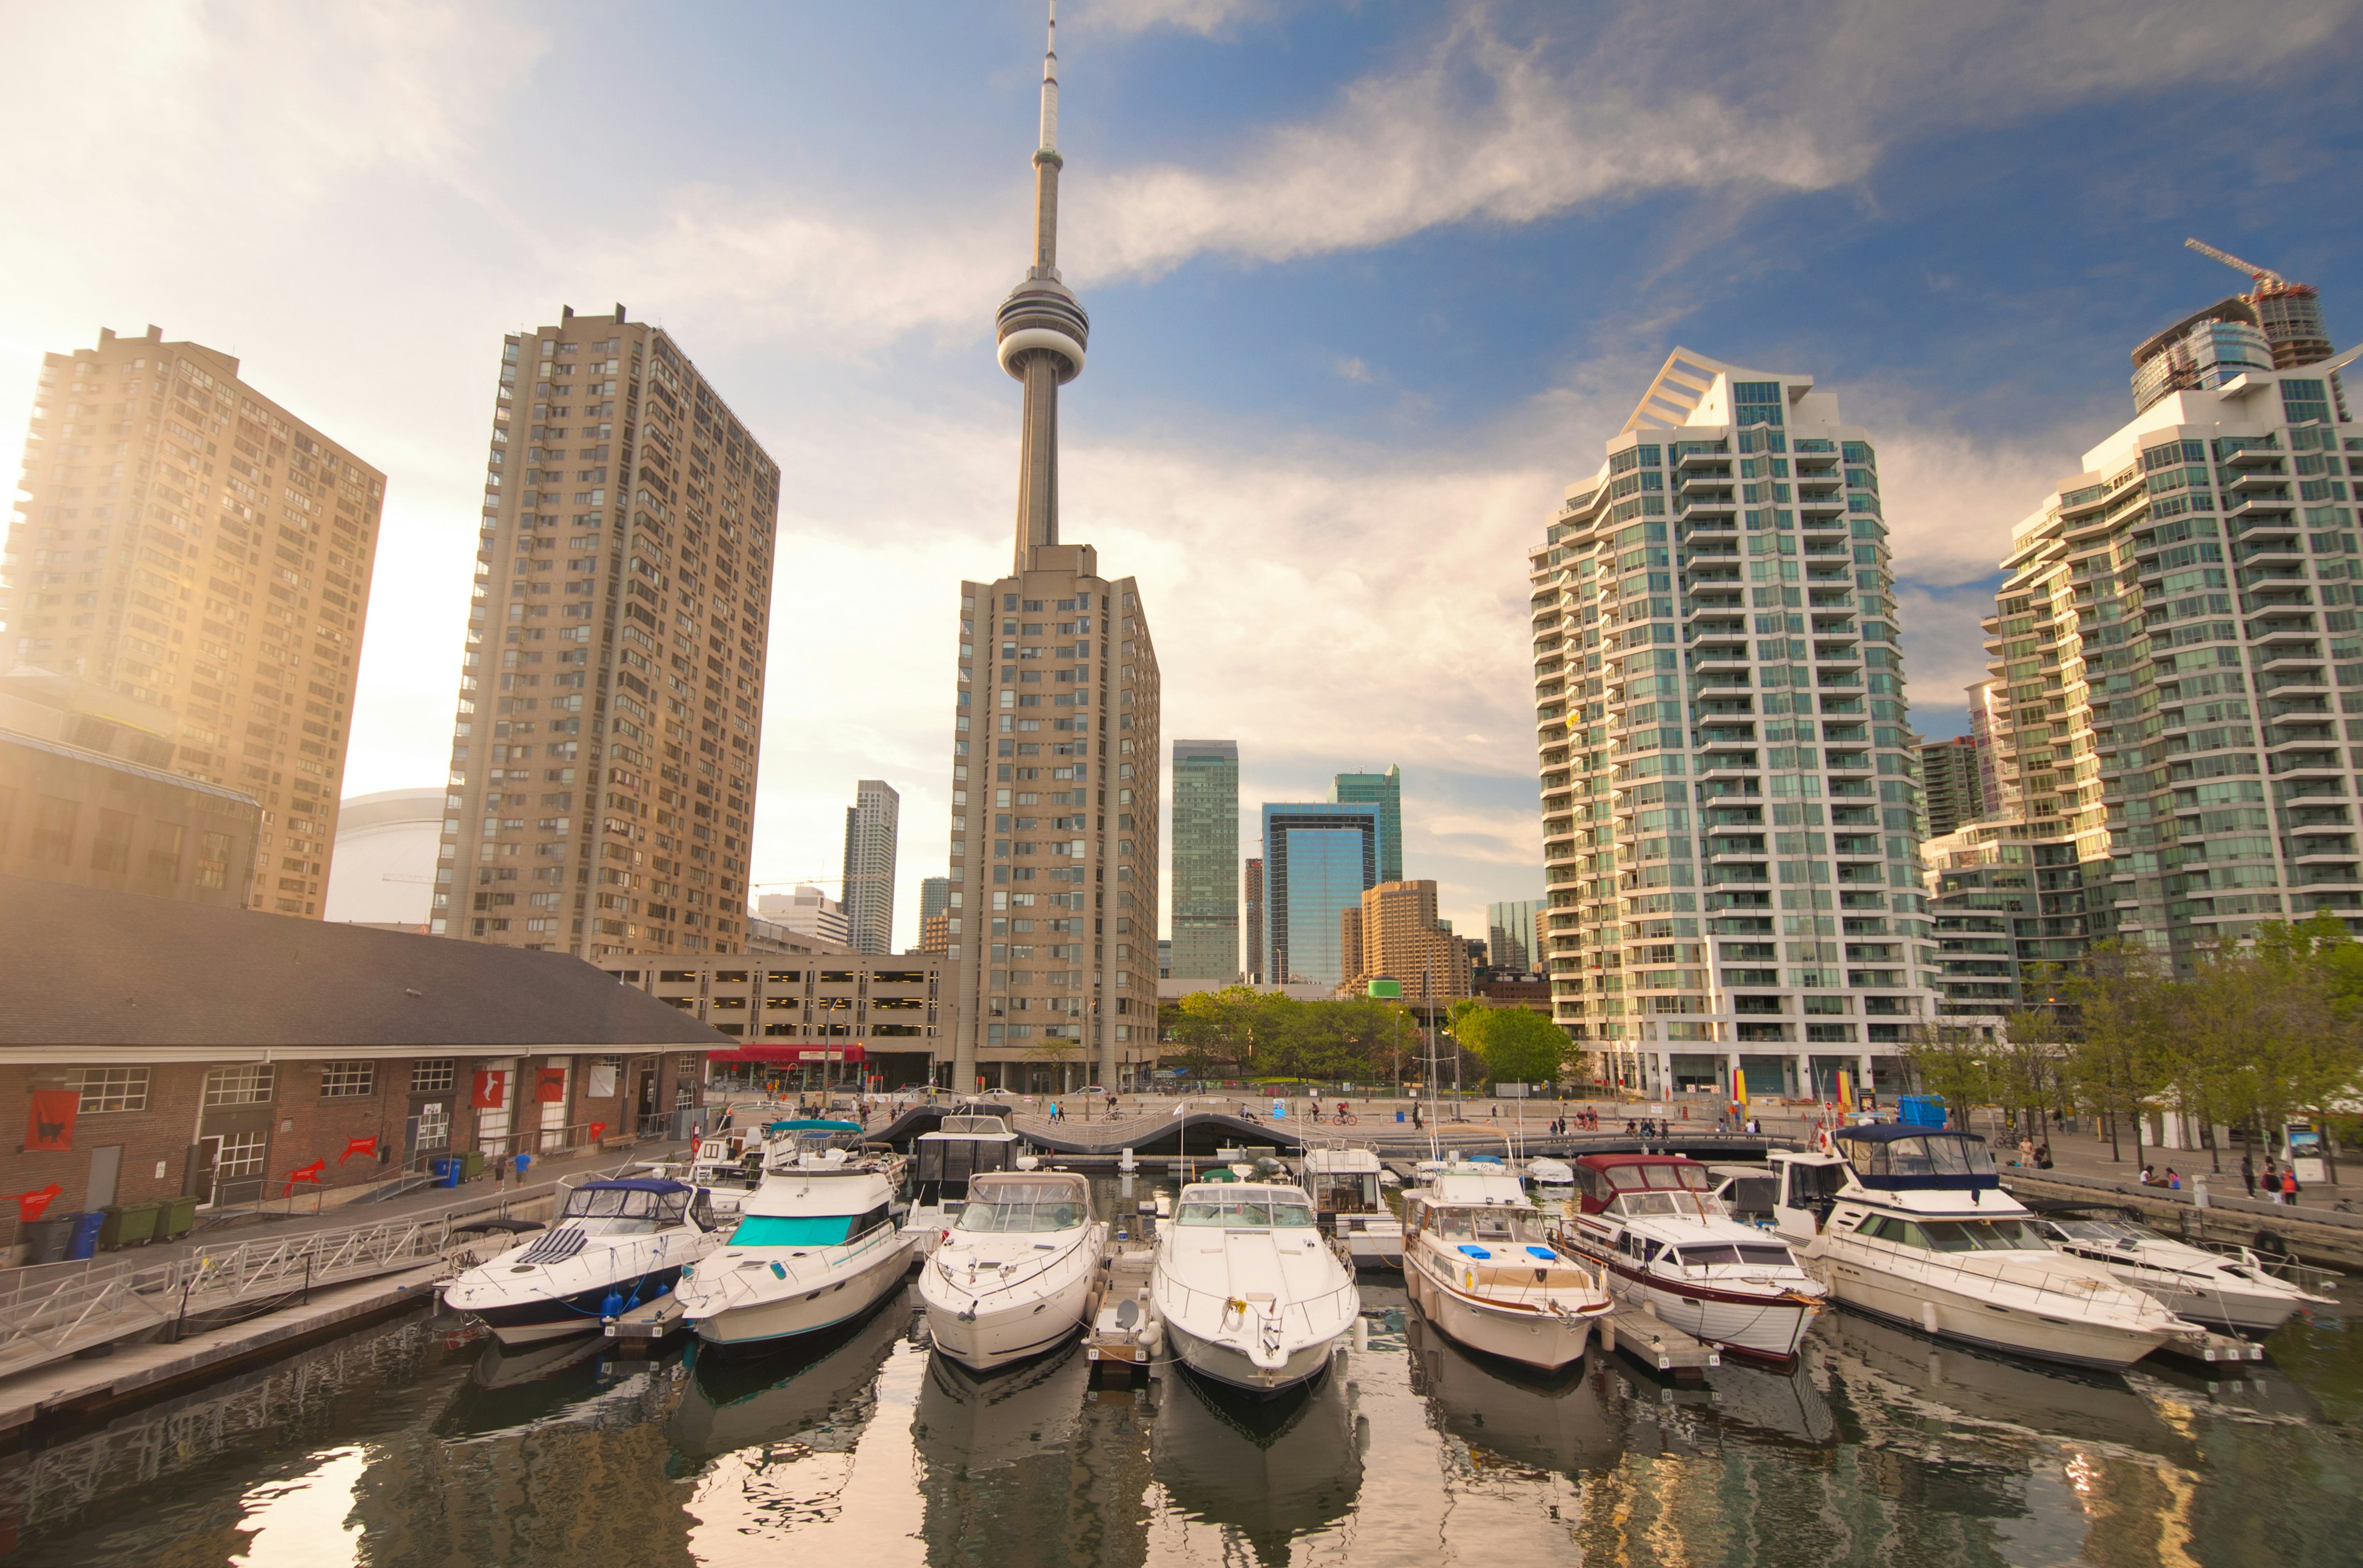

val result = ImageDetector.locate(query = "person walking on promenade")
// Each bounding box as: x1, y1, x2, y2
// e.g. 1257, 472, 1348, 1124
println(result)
2241, 1153, 2256, 1197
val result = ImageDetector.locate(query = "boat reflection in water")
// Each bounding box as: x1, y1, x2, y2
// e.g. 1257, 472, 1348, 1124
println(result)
1403, 1310, 1622, 1478
913, 1339, 1090, 1470
1702, 1353, 1839, 1448
667, 1285, 914, 1460
432, 1327, 678, 1444
1153, 1359, 1365, 1564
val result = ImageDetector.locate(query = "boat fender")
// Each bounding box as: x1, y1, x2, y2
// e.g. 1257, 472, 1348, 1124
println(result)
1921, 1300, 1940, 1335
600, 1290, 625, 1321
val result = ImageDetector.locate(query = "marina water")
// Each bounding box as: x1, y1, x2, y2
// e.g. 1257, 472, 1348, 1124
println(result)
7, 1177, 2357, 1567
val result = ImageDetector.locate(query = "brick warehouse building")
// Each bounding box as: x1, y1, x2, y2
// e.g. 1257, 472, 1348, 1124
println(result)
0, 875, 723, 1247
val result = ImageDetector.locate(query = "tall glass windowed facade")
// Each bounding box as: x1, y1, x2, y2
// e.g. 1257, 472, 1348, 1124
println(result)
1330, 767, 1402, 884
1261, 802, 1378, 986
1169, 739, 1239, 982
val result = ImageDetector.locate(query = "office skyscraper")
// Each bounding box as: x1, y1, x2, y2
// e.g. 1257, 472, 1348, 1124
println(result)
1330, 766, 1402, 883
1486, 897, 1543, 974
1527, 350, 1938, 1099
1244, 855, 1265, 982
946, 10, 1162, 1092
434, 307, 780, 955
841, 778, 900, 954
1344, 879, 1473, 999
1261, 801, 1378, 986
1, 326, 385, 919
1169, 738, 1239, 980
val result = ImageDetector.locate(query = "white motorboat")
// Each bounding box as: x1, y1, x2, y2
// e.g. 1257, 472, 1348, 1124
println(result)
1401, 1160, 1609, 1370
1769, 1130, 2202, 1370
1525, 1156, 1575, 1193
1301, 1147, 1402, 1268
1152, 1180, 1359, 1395
920, 1170, 1106, 1370
902, 1111, 1025, 1258
687, 1126, 767, 1215
2029, 1210, 2333, 1335
1555, 1154, 1824, 1364
676, 1147, 917, 1350
443, 1178, 722, 1346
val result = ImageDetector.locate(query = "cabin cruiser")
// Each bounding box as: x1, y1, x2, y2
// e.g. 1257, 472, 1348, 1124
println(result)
2029, 1210, 2333, 1335
1525, 1157, 1575, 1194
1769, 1130, 2201, 1369
920, 1171, 1106, 1370
676, 1146, 916, 1350
1300, 1148, 1402, 1268
1401, 1160, 1610, 1370
1556, 1154, 1823, 1364
1153, 1180, 1360, 1394
902, 1111, 1024, 1258
444, 1178, 721, 1346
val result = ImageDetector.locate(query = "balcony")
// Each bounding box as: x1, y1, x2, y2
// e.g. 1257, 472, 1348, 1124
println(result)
2229, 468, 2291, 494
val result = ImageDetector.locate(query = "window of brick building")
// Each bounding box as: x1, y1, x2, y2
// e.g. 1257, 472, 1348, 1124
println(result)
70, 1065, 150, 1113
215, 1130, 267, 1177
195, 830, 233, 890
203, 1064, 276, 1107
411, 1059, 456, 1093
319, 1061, 376, 1097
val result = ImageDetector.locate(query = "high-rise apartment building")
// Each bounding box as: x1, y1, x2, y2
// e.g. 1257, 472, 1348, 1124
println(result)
1261, 801, 1378, 987
1919, 734, 1991, 837
433, 306, 779, 956
916, 874, 952, 955
945, 13, 1162, 1092
1977, 332, 2361, 962
1967, 680, 2006, 811
1527, 350, 1938, 1100
1486, 897, 1543, 974
1169, 738, 1239, 981
841, 778, 900, 954
1, 326, 385, 918
1342, 879, 1473, 1000
1244, 855, 1265, 982
1330, 766, 1402, 884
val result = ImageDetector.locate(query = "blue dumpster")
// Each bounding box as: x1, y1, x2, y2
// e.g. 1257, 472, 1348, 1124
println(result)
431, 1156, 461, 1188
65, 1211, 105, 1261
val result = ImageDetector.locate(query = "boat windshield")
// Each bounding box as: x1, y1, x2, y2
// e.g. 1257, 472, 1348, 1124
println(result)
1175, 1196, 1319, 1228
1430, 1208, 1548, 1244
1674, 1242, 1798, 1268
1861, 1215, 2049, 1252
2050, 1217, 2154, 1244
1849, 1135, 1998, 1180
1601, 1162, 1712, 1191
956, 1196, 1087, 1233
558, 1185, 689, 1233
1612, 1190, 1729, 1219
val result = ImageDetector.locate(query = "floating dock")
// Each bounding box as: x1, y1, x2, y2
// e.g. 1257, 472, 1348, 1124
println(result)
1597, 1308, 1720, 1380
2151, 1329, 2266, 1368
604, 1292, 687, 1353
1084, 1242, 1160, 1385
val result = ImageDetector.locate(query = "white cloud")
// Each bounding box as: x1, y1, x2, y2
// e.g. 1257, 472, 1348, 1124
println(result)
1075, 0, 1274, 36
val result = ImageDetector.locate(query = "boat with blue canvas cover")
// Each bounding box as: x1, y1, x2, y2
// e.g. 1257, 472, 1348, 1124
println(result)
443, 1178, 722, 1346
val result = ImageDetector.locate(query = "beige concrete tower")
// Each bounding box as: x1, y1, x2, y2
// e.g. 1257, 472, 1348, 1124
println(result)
0, 326, 385, 918
946, 5, 1162, 1093
432, 308, 780, 957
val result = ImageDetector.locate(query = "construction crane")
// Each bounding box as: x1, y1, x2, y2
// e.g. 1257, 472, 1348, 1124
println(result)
2185, 236, 2289, 289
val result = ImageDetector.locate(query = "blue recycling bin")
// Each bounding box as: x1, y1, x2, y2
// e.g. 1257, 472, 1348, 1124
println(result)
1396, 1110, 1405, 1123
430, 1156, 461, 1188
65, 1211, 105, 1260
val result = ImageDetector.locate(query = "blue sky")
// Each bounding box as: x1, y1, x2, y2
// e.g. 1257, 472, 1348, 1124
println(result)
3, 0, 2359, 947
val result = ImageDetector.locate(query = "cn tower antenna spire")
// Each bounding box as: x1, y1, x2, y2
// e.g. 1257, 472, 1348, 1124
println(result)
997, 0, 1089, 570
1039, 1, 1059, 159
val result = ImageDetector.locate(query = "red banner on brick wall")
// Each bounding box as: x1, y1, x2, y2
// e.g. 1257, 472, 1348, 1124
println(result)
535, 1066, 567, 1103
472, 1069, 508, 1109
25, 1090, 77, 1151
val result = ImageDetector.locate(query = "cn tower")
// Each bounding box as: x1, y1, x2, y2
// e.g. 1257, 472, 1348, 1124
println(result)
997, 1, 1090, 570
944, 3, 1162, 1098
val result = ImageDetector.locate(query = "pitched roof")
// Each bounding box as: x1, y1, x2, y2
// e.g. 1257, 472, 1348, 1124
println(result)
0, 874, 729, 1050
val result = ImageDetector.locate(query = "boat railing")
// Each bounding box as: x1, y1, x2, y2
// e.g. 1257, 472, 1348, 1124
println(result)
1853, 1235, 2164, 1324
1154, 1265, 1359, 1343
929, 1226, 1101, 1302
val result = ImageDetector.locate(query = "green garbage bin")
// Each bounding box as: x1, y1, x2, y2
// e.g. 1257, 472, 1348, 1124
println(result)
110, 1201, 162, 1248
153, 1194, 198, 1241
461, 1151, 486, 1182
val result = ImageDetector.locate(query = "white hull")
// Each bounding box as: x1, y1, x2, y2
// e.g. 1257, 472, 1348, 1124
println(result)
1810, 1254, 2175, 1370
1557, 1233, 1817, 1363
1346, 1230, 1404, 1269
686, 1231, 917, 1349
2089, 1269, 2303, 1336
919, 1224, 1106, 1372
1404, 1254, 1596, 1369
1163, 1313, 1345, 1395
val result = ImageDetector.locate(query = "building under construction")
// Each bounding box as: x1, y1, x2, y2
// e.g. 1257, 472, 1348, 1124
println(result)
2132, 239, 2342, 413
